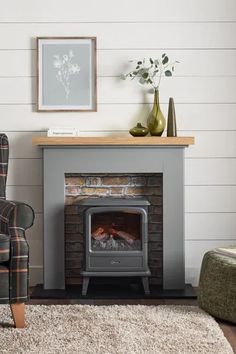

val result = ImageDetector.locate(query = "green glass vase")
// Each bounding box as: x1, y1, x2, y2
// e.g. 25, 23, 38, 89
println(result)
147, 89, 166, 136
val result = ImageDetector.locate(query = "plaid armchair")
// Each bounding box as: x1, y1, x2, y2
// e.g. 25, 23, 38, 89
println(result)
0, 134, 34, 327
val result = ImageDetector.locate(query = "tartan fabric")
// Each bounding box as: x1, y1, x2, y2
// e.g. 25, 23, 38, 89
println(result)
0, 134, 8, 200
0, 233, 9, 262
0, 134, 35, 304
0, 264, 9, 304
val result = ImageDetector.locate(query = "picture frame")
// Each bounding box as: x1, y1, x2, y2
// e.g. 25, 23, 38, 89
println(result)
37, 37, 97, 111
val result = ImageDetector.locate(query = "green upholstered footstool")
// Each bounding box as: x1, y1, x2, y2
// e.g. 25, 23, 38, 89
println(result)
198, 248, 236, 324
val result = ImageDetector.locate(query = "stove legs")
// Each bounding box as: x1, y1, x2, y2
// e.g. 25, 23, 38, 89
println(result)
82, 276, 150, 296
142, 277, 150, 295
82, 276, 90, 296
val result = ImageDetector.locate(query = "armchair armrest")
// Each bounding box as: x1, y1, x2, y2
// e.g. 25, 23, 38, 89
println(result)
0, 199, 35, 234
0, 199, 35, 303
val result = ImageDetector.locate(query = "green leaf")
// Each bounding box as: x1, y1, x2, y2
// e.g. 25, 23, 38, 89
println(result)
139, 77, 146, 84
162, 53, 166, 58
136, 66, 140, 69
162, 56, 169, 65
149, 58, 154, 64
137, 61, 142, 65
165, 70, 172, 76
142, 72, 149, 79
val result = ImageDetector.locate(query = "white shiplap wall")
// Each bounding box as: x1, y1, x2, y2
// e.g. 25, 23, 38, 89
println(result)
1, 0, 236, 286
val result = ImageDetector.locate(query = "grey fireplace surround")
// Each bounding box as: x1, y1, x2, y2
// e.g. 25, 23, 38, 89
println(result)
40, 142, 187, 290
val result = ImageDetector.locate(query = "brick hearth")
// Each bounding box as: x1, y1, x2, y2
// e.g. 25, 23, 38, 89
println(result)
65, 173, 163, 286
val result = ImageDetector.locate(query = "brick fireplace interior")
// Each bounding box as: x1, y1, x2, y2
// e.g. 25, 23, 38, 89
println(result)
65, 173, 163, 286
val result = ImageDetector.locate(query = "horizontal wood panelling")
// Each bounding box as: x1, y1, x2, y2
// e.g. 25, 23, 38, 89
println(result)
1, 77, 236, 104
185, 131, 236, 158
6, 132, 43, 159
29, 266, 43, 286
0, 50, 34, 77
6, 186, 42, 213
26, 213, 42, 242
185, 186, 236, 212
185, 239, 236, 285
26, 214, 43, 266
100, 49, 236, 77
1, 104, 236, 131
0, 23, 236, 50
8, 159, 42, 185
185, 158, 236, 185
1, 0, 236, 22
27, 239, 43, 266
101, 77, 236, 104
185, 213, 236, 240
2, 49, 236, 77
0, 77, 32, 104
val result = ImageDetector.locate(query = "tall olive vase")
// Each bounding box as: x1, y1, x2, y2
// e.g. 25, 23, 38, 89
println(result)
147, 89, 166, 136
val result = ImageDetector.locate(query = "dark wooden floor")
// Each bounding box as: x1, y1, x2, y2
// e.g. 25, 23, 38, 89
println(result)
28, 295, 236, 353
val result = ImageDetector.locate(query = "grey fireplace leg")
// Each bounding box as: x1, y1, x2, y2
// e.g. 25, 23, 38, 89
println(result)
82, 277, 90, 296
142, 277, 150, 295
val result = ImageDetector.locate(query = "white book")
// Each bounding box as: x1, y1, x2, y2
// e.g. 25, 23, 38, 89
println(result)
47, 127, 80, 137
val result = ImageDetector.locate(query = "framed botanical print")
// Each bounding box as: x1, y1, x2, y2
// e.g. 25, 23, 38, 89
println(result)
37, 37, 97, 111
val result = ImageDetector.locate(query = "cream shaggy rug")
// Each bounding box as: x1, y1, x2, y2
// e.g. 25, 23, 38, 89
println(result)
0, 305, 233, 354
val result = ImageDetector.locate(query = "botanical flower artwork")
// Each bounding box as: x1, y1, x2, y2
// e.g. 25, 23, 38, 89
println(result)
53, 50, 80, 100
37, 37, 97, 111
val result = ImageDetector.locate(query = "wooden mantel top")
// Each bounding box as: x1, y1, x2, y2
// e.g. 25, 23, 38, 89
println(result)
32, 136, 194, 147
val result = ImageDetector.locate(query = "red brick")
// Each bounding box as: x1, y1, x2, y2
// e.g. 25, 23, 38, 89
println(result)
82, 187, 110, 196
65, 233, 83, 241
65, 176, 86, 186
131, 176, 147, 186
65, 242, 83, 252
148, 196, 162, 206
85, 177, 101, 186
66, 259, 83, 269
149, 206, 162, 215
148, 223, 162, 233
110, 187, 125, 195
148, 233, 162, 242
65, 186, 81, 195
65, 205, 80, 215
147, 176, 162, 186
102, 176, 130, 186
65, 277, 83, 285
149, 214, 162, 223
65, 215, 83, 224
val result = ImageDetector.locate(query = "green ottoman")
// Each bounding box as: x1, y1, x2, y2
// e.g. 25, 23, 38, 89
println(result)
198, 248, 236, 324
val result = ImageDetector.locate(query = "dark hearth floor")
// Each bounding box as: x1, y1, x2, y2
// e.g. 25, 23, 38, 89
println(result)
31, 278, 196, 300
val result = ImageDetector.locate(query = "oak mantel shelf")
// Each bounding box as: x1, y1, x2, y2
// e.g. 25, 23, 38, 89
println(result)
32, 136, 195, 146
